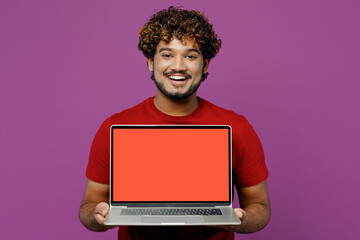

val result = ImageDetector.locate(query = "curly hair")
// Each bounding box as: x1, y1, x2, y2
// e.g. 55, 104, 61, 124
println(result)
138, 6, 221, 60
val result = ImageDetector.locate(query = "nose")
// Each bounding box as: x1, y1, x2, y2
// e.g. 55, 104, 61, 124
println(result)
171, 55, 187, 72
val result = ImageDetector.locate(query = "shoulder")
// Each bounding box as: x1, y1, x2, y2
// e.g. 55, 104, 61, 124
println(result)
200, 98, 249, 125
104, 97, 153, 125
199, 98, 258, 143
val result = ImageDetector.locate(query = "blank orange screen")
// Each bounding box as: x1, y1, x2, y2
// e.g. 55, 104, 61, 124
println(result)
112, 128, 229, 202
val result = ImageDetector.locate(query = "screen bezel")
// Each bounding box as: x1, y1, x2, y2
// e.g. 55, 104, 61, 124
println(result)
110, 125, 232, 207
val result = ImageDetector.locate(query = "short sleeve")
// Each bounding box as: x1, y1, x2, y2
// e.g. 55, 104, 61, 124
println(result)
233, 119, 269, 188
85, 118, 112, 184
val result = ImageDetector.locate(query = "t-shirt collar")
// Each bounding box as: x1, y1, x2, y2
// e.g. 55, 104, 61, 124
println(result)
148, 96, 204, 123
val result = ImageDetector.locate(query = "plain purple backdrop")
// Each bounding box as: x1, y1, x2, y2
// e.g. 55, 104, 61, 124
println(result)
1, 0, 359, 239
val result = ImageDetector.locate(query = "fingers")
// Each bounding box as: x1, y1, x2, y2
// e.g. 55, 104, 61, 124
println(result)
94, 202, 110, 225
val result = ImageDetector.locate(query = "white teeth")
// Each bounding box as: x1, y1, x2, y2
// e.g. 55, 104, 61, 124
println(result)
168, 75, 187, 80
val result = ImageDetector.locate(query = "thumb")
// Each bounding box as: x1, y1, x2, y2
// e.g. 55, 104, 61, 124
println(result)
95, 202, 110, 217
234, 208, 247, 220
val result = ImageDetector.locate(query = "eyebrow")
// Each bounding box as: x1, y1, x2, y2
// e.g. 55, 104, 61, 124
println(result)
159, 48, 201, 54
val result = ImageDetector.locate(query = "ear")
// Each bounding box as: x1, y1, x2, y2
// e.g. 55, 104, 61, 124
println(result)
147, 58, 154, 72
203, 59, 211, 73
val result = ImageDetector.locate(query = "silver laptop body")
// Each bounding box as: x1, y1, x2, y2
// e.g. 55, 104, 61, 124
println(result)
104, 125, 241, 226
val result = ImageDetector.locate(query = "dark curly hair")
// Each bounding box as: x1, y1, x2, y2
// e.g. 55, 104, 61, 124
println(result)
138, 6, 221, 61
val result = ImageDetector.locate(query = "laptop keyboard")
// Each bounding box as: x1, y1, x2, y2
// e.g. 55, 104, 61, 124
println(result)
121, 208, 222, 216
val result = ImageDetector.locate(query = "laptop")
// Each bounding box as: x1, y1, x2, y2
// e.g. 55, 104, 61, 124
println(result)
104, 125, 241, 226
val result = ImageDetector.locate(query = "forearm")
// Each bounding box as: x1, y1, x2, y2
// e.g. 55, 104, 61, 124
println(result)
79, 202, 109, 232
237, 202, 271, 233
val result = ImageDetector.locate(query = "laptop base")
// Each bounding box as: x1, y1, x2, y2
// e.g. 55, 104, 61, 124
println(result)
104, 207, 241, 226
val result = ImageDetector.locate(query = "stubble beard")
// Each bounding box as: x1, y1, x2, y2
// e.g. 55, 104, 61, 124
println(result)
151, 72, 202, 100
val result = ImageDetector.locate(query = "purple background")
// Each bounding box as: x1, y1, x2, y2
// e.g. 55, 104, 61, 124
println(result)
1, 0, 359, 239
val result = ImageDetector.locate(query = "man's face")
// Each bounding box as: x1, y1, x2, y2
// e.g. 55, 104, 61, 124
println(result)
147, 38, 209, 100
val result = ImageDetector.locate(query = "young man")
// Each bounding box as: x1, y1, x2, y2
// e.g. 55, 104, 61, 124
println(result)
79, 6, 270, 240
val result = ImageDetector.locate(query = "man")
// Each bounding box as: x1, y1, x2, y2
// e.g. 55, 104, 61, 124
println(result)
79, 6, 270, 240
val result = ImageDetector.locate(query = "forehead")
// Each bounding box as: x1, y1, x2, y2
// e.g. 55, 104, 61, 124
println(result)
156, 38, 200, 52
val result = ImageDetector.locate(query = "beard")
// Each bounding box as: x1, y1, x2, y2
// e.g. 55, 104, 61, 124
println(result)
152, 72, 202, 100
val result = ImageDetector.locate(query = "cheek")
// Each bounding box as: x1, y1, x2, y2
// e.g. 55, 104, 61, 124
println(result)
154, 66, 164, 76
191, 61, 204, 74
193, 66, 204, 76
154, 61, 167, 74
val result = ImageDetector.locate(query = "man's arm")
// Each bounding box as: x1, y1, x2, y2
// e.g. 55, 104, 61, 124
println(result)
79, 179, 113, 232
216, 180, 271, 233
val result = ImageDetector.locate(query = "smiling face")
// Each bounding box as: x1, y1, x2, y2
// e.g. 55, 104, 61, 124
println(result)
147, 38, 209, 100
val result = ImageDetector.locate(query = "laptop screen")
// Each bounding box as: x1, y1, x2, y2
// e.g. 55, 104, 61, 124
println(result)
111, 125, 231, 205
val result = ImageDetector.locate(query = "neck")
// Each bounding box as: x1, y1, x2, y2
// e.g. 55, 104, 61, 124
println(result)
154, 91, 199, 117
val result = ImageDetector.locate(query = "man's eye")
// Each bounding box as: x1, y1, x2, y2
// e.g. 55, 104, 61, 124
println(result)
187, 55, 197, 59
162, 54, 172, 58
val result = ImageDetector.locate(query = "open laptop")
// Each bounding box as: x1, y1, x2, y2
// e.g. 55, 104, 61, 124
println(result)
104, 125, 241, 226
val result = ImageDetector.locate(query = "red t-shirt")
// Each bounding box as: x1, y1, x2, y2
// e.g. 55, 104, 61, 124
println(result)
86, 97, 269, 240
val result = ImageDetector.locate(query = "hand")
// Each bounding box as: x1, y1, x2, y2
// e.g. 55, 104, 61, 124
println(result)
207, 208, 246, 232
234, 208, 247, 220
94, 202, 111, 226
